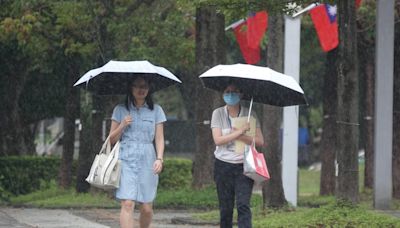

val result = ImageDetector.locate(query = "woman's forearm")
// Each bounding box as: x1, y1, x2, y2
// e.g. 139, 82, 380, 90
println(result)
213, 129, 245, 146
109, 121, 125, 144
237, 128, 264, 147
155, 124, 165, 159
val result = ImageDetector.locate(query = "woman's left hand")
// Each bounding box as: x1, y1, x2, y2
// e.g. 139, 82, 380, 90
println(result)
153, 159, 163, 174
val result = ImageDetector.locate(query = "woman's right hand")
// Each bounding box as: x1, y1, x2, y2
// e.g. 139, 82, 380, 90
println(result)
236, 122, 250, 135
121, 115, 133, 128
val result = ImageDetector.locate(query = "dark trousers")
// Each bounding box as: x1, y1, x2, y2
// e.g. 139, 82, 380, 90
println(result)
214, 159, 254, 228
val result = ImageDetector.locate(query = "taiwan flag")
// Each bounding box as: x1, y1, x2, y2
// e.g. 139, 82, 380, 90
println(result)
233, 11, 268, 64
310, 4, 338, 52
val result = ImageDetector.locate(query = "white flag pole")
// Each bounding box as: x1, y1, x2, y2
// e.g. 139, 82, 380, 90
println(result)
292, 3, 320, 18
225, 19, 245, 31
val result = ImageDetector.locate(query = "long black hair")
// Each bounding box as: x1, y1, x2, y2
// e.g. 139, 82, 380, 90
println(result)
125, 76, 154, 111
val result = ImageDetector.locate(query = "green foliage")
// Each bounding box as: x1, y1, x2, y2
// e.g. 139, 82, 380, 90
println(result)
153, 86, 187, 119
159, 158, 192, 189
19, 70, 67, 123
110, 0, 196, 69
0, 175, 11, 203
0, 0, 98, 128
308, 105, 323, 139
0, 156, 77, 196
195, 0, 315, 18
0, 156, 60, 196
251, 201, 400, 227
298, 195, 336, 207
0, 156, 191, 200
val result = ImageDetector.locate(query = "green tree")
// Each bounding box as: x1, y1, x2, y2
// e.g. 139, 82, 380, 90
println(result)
0, 1, 64, 155
72, 0, 197, 192
49, 1, 96, 189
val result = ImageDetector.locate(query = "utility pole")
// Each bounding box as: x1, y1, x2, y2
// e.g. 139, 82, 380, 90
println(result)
373, 0, 395, 209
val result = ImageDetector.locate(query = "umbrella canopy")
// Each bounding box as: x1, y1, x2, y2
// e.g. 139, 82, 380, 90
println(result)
199, 63, 307, 107
74, 60, 181, 95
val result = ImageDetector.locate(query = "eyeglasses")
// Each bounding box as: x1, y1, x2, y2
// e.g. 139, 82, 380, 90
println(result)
132, 84, 149, 90
224, 90, 240, 94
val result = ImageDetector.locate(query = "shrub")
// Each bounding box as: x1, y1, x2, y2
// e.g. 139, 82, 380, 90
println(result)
159, 158, 192, 189
0, 156, 191, 198
0, 175, 11, 203
0, 156, 62, 196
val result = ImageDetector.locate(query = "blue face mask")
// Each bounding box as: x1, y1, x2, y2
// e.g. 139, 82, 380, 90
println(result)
223, 92, 240, 106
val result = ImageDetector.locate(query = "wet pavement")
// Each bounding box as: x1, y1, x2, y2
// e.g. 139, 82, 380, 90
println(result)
0, 207, 219, 228
3, 206, 400, 227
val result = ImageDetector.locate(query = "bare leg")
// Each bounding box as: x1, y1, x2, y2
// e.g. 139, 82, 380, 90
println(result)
139, 203, 153, 228
120, 200, 135, 228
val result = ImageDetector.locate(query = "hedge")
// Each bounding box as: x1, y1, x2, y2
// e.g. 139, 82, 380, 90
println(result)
159, 158, 192, 189
0, 156, 192, 197
0, 156, 63, 196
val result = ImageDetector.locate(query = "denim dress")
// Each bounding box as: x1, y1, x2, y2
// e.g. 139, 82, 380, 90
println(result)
111, 103, 166, 203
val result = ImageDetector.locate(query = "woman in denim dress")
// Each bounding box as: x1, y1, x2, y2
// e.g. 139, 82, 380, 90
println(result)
109, 76, 166, 228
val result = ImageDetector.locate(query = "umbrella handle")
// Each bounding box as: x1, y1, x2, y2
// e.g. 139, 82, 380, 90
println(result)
247, 97, 253, 123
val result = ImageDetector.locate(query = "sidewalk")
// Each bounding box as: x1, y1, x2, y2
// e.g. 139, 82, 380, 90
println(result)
0, 207, 218, 228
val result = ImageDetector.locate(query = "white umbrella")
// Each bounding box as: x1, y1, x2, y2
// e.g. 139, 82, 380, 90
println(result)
74, 60, 181, 95
199, 63, 307, 107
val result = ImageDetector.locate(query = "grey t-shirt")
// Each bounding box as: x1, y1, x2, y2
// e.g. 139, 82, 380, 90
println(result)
211, 105, 261, 164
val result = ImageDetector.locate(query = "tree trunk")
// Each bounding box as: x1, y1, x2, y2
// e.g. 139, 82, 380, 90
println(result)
392, 4, 400, 198
192, 6, 225, 189
262, 15, 287, 208
177, 68, 196, 120
336, 0, 359, 203
320, 49, 338, 195
76, 92, 93, 192
0, 51, 30, 156
3, 99, 29, 155
59, 58, 80, 188
357, 0, 376, 190
363, 60, 374, 190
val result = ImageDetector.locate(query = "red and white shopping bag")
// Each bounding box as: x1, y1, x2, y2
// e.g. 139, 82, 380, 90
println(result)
243, 144, 270, 183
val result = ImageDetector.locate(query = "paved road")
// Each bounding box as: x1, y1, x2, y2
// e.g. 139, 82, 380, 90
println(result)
0, 207, 218, 228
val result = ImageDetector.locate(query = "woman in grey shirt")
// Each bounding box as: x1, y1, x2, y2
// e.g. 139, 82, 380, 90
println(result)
211, 83, 264, 228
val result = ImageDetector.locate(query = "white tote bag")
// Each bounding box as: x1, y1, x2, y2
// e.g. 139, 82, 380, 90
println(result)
86, 136, 121, 189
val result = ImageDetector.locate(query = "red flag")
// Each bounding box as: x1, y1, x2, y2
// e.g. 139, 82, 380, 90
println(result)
234, 23, 260, 64
232, 11, 268, 64
310, 4, 338, 52
246, 11, 268, 49
356, 0, 362, 8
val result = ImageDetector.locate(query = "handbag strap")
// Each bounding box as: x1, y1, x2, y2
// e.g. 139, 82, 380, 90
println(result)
99, 135, 112, 154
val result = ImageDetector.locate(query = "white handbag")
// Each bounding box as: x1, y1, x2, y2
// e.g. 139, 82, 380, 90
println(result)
86, 136, 121, 189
